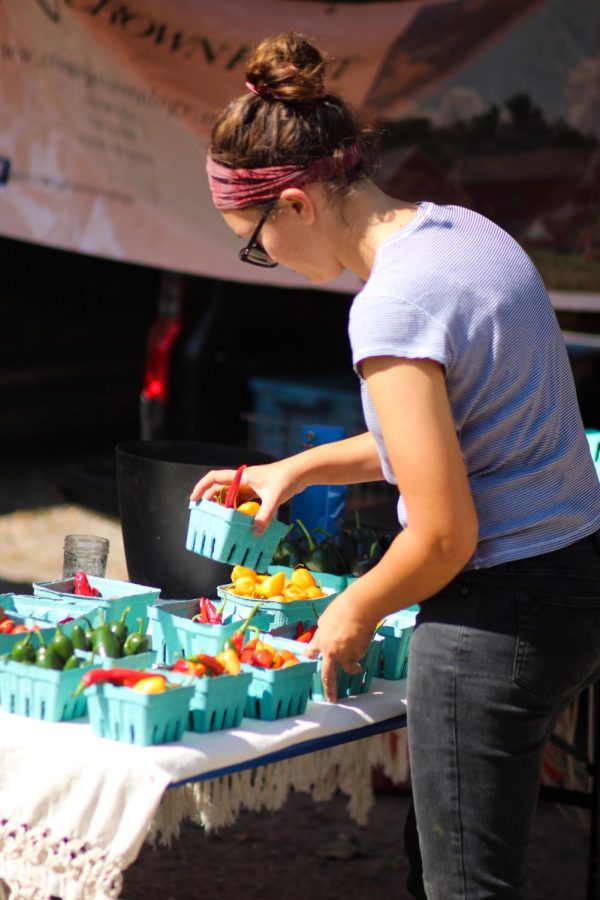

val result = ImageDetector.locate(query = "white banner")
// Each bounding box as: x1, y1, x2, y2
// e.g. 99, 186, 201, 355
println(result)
0, 0, 549, 287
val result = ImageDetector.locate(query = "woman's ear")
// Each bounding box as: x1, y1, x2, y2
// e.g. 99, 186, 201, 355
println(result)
280, 187, 316, 224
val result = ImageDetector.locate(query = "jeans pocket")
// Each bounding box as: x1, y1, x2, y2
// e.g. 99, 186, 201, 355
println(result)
513, 589, 600, 704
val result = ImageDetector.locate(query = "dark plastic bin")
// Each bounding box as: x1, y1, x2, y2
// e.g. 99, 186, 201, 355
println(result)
116, 441, 274, 600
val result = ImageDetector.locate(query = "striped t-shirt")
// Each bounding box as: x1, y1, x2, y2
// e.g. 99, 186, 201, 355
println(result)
348, 202, 600, 569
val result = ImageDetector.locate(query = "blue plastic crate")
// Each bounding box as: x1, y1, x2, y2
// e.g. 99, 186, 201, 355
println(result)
32, 577, 160, 632
86, 679, 194, 745
242, 653, 317, 721
186, 500, 287, 570
0, 657, 94, 721
378, 608, 419, 680
217, 584, 337, 629
247, 374, 364, 460
170, 669, 252, 733
586, 429, 600, 478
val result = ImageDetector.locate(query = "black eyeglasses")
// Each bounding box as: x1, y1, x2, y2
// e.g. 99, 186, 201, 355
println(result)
239, 198, 278, 267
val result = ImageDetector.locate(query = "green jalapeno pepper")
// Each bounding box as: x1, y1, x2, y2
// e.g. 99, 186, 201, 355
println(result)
70, 623, 90, 652
109, 606, 131, 649
35, 632, 64, 670
50, 624, 74, 663
10, 631, 36, 664
123, 618, 149, 656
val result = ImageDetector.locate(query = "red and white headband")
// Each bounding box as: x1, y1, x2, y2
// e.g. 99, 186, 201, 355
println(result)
206, 143, 361, 210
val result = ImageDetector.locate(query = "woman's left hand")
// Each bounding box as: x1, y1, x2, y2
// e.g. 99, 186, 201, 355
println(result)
304, 593, 375, 703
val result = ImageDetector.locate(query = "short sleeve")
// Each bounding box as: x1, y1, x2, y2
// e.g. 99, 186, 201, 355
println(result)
348, 292, 453, 373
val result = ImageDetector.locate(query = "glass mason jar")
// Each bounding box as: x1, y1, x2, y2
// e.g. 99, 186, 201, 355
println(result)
63, 534, 110, 579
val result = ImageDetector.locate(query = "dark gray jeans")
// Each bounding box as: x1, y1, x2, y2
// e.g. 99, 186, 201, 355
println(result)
407, 531, 600, 899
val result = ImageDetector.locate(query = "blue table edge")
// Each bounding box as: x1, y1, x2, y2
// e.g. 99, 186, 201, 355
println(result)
167, 711, 408, 789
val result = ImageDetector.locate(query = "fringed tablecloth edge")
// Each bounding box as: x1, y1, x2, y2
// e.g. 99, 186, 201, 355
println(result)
149, 728, 410, 844
0, 819, 125, 900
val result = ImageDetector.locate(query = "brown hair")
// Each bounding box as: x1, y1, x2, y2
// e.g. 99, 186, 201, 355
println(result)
209, 32, 373, 191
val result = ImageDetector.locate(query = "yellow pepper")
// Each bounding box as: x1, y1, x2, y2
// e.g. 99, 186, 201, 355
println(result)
256, 571, 286, 599
231, 565, 257, 583
216, 647, 241, 675
290, 567, 317, 590
231, 576, 256, 597
132, 676, 167, 694
283, 583, 307, 602
236, 500, 261, 516
305, 586, 325, 599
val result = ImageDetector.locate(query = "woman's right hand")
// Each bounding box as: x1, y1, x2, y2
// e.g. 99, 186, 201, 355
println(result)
189, 459, 303, 535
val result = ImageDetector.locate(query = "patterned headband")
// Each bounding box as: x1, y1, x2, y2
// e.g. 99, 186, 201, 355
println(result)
206, 143, 362, 210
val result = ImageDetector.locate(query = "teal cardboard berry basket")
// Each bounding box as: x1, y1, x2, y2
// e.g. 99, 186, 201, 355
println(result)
0, 595, 98, 657
171, 669, 253, 733
266, 565, 349, 592
378, 608, 419, 680
32, 577, 161, 632
186, 499, 288, 570
147, 599, 242, 664
86, 679, 194, 745
0, 657, 95, 721
216, 584, 337, 629
267, 633, 383, 701
75, 649, 156, 670
242, 655, 317, 721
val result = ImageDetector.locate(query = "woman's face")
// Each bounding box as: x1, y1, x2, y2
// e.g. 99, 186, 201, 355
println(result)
223, 192, 345, 285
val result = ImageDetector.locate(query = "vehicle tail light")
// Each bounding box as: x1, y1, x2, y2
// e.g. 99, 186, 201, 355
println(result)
142, 272, 184, 403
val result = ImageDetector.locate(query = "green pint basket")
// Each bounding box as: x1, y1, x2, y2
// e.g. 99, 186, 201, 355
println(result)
242, 656, 317, 721
86, 680, 194, 745
186, 499, 288, 570
171, 670, 253, 733
0, 658, 94, 721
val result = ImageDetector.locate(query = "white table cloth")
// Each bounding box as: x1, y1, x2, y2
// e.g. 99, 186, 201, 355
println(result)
0, 679, 408, 900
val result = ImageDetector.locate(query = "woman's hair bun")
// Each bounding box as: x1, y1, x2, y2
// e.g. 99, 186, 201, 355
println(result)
245, 32, 328, 103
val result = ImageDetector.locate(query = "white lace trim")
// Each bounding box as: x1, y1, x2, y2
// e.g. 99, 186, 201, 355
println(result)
0, 731, 408, 898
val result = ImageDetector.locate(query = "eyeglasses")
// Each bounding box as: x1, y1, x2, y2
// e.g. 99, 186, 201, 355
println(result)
239, 198, 278, 267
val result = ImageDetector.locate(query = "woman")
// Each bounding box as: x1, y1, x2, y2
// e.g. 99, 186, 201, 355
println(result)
191, 32, 600, 899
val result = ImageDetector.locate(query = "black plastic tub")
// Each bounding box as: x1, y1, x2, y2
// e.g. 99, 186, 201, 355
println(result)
116, 441, 274, 599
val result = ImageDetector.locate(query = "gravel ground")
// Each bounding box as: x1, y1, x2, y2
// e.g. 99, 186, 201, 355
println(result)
0, 457, 594, 899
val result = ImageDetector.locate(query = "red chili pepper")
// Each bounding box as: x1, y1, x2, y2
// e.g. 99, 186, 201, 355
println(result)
192, 597, 224, 626
187, 652, 225, 676
74, 667, 165, 696
58, 616, 75, 624
296, 625, 318, 643
224, 464, 247, 509
73, 571, 101, 597
295, 621, 306, 639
